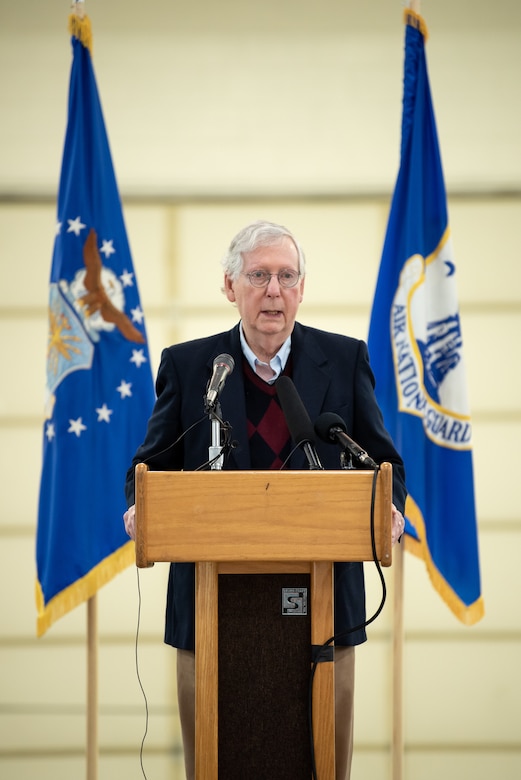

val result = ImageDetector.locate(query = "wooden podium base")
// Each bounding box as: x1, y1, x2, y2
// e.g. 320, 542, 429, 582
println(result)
218, 573, 312, 779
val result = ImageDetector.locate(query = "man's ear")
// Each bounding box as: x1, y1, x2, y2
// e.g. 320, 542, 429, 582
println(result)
224, 275, 236, 302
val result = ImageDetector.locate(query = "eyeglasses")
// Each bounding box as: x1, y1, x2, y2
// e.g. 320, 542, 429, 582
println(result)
243, 268, 301, 288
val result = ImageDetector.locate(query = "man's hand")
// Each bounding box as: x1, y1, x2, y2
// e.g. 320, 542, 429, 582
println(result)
123, 504, 136, 540
391, 503, 405, 545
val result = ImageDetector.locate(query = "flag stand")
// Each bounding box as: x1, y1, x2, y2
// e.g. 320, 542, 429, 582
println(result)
391, 541, 404, 780
87, 595, 98, 780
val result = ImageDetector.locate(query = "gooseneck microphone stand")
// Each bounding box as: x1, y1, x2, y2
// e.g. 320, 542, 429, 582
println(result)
205, 398, 234, 471
208, 401, 224, 470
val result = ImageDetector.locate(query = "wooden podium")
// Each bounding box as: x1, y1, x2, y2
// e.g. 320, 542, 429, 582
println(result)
135, 462, 393, 779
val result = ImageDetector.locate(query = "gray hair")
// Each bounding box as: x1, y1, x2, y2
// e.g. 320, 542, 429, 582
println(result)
221, 220, 306, 281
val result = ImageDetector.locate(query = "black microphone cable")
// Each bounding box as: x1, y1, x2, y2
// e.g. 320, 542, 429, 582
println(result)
132, 410, 233, 776
137, 413, 207, 469
134, 567, 149, 780
308, 465, 387, 780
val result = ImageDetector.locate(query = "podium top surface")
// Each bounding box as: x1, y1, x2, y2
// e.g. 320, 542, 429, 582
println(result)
135, 465, 393, 568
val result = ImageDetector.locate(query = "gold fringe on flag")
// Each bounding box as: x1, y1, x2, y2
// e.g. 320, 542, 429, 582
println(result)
404, 496, 485, 626
68, 10, 93, 55
404, 8, 429, 41
35, 541, 135, 637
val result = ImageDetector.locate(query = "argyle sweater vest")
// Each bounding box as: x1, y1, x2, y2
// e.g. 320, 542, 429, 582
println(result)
243, 358, 292, 469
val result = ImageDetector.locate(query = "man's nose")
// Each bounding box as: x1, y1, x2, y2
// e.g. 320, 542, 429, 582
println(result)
265, 274, 281, 294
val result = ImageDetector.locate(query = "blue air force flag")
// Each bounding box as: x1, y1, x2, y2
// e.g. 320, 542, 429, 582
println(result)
36, 15, 155, 636
368, 10, 483, 624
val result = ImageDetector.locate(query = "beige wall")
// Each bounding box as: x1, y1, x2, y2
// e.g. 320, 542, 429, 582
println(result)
1, 1, 520, 779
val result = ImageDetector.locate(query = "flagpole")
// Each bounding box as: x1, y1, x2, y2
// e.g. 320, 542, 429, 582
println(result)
391, 540, 404, 780
390, 4, 419, 779
87, 595, 99, 780
69, 2, 97, 777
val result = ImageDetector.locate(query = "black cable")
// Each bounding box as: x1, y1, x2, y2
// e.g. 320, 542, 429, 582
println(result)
140, 407, 234, 473
308, 467, 386, 780
132, 408, 234, 779
139, 413, 208, 468
280, 441, 306, 470
134, 568, 149, 780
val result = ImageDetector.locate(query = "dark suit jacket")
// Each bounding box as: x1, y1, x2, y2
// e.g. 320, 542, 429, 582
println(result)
125, 321, 406, 650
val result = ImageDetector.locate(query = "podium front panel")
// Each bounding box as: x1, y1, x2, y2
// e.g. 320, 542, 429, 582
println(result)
218, 573, 312, 780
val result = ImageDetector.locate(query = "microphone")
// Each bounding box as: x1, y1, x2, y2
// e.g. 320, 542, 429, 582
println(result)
206, 353, 235, 411
314, 412, 378, 469
275, 376, 323, 470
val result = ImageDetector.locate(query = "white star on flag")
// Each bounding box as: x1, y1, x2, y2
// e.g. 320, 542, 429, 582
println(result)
131, 306, 145, 324
100, 239, 116, 259
68, 418, 87, 437
116, 380, 132, 399
67, 216, 86, 236
130, 349, 147, 368
96, 404, 113, 422
45, 422, 56, 441
120, 269, 134, 287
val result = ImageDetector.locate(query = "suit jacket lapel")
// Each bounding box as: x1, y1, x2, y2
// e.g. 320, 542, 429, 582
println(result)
291, 322, 330, 423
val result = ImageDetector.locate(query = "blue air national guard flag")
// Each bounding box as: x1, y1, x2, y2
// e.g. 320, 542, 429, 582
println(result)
368, 10, 484, 624
36, 13, 155, 636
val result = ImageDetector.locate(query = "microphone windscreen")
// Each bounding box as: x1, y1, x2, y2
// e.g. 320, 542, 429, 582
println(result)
213, 353, 235, 372
275, 376, 316, 445
314, 412, 347, 443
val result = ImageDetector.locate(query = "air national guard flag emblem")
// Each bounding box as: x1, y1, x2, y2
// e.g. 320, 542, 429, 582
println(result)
391, 238, 471, 451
